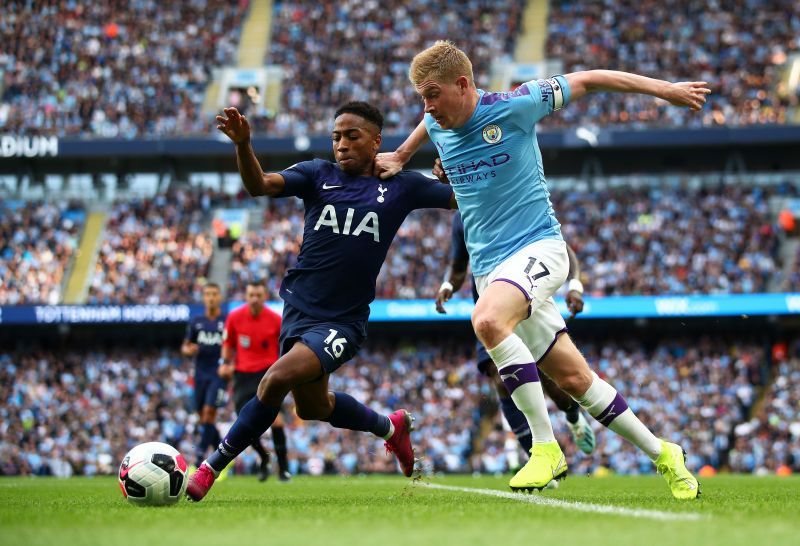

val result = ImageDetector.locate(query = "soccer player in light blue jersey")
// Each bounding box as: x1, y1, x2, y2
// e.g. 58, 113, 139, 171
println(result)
377, 41, 710, 499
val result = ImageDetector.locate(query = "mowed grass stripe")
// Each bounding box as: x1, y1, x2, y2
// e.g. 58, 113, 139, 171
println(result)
423, 483, 707, 521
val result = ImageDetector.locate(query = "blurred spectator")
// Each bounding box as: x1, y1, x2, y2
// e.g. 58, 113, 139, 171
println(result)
543, 0, 800, 130
0, 200, 84, 305
0, 1, 247, 138
87, 190, 214, 304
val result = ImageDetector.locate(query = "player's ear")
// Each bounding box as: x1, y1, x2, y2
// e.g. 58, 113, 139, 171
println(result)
456, 76, 470, 94
373, 132, 382, 153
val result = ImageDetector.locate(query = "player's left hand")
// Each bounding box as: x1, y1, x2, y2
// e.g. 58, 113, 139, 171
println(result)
435, 284, 454, 314
662, 82, 711, 111
566, 289, 584, 319
373, 152, 405, 179
432, 158, 449, 184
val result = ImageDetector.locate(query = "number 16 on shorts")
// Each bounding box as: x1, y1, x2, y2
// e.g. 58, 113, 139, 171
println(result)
323, 329, 347, 360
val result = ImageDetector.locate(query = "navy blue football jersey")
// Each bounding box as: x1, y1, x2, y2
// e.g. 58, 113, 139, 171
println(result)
185, 314, 226, 378
276, 159, 453, 321
450, 212, 479, 303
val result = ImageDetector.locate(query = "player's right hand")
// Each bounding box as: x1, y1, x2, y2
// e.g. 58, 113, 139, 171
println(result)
432, 158, 449, 184
435, 286, 453, 314
216, 107, 251, 145
182, 341, 199, 357
662, 81, 711, 111
217, 363, 234, 380
373, 152, 405, 179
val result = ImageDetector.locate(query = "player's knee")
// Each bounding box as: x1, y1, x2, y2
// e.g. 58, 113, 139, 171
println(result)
472, 312, 508, 348
258, 367, 297, 401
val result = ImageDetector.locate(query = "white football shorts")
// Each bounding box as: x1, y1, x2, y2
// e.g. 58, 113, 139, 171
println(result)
474, 238, 568, 361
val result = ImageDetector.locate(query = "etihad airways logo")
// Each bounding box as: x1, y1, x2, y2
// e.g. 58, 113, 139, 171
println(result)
443, 152, 510, 179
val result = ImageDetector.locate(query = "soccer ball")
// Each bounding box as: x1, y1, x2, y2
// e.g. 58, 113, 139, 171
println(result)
118, 442, 188, 506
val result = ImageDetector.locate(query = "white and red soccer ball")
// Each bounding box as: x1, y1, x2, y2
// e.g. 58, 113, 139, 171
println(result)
118, 442, 188, 506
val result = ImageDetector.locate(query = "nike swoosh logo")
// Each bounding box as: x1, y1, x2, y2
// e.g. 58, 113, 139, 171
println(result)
322, 184, 342, 190
120, 460, 143, 479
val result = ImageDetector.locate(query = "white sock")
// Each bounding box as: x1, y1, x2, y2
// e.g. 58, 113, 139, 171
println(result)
488, 334, 556, 444
575, 372, 662, 460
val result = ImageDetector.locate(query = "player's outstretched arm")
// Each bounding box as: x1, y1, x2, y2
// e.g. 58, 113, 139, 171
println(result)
216, 107, 286, 197
374, 120, 430, 179
564, 70, 711, 111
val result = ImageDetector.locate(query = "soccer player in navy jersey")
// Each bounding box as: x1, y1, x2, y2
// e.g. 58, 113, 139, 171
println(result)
377, 41, 709, 498
186, 101, 457, 501
438, 207, 595, 459
181, 283, 227, 470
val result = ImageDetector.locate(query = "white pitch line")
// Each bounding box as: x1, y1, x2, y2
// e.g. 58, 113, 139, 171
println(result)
422, 483, 707, 522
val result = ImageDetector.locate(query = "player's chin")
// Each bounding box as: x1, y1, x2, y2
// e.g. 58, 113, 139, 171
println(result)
338, 159, 361, 174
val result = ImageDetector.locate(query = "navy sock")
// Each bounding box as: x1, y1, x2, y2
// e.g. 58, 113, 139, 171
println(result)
500, 396, 533, 453
207, 397, 280, 472
272, 426, 289, 473
324, 392, 391, 438
564, 401, 580, 424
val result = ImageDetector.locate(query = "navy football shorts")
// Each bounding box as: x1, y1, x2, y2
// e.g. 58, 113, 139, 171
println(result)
475, 340, 494, 376
194, 375, 228, 412
279, 302, 367, 374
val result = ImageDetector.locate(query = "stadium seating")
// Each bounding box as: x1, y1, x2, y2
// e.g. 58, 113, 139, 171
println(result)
86, 191, 214, 304
0, 200, 84, 305
235, 0, 525, 137
543, 0, 800, 129
729, 347, 800, 473
0, 1, 246, 138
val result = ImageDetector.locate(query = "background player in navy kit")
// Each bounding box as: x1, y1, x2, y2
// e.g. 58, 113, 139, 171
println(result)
437, 207, 596, 458
186, 101, 457, 501
181, 283, 227, 470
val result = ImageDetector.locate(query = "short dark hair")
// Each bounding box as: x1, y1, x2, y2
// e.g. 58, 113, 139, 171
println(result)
247, 279, 266, 289
203, 282, 220, 291
334, 101, 384, 131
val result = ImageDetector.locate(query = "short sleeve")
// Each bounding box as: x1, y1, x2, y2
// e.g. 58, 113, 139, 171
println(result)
509, 75, 571, 132
405, 171, 453, 211
276, 160, 317, 199
222, 314, 237, 349
450, 213, 469, 263
184, 319, 197, 342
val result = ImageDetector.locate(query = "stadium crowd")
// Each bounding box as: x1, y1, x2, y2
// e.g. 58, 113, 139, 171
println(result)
555, 184, 781, 295
544, 0, 800, 129
0, 200, 84, 305
3, 1, 798, 140
256, 0, 525, 137
728, 342, 800, 474
1, 337, 795, 477
0, 0, 247, 138
87, 190, 214, 305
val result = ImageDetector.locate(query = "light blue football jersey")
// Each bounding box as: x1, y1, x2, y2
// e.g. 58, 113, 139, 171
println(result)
424, 76, 570, 276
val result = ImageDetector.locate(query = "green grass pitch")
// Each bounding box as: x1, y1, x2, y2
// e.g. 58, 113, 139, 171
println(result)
1, 475, 797, 546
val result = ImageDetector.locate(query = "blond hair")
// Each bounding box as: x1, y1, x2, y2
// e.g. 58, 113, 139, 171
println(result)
409, 40, 474, 87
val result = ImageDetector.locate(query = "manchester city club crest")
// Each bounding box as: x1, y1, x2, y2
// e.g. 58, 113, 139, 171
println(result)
482, 124, 502, 144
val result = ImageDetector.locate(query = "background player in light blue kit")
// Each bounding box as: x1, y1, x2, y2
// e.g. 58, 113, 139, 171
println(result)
377, 41, 710, 499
